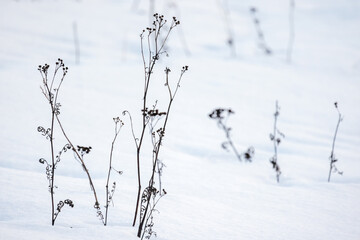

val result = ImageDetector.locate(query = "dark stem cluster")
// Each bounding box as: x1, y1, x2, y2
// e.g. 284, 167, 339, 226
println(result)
209, 108, 255, 162
122, 13, 187, 239
37, 14, 187, 238
269, 101, 284, 183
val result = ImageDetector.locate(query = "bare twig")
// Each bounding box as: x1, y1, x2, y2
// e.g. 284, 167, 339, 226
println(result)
37, 59, 73, 225
269, 101, 284, 183
328, 102, 343, 182
104, 117, 124, 225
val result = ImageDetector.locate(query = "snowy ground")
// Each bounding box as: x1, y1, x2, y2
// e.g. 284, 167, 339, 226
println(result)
1, 0, 360, 239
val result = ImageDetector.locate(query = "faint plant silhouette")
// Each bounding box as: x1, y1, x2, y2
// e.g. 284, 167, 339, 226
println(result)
287, 0, 295, 63
250, 7, 272, 55
217, 0, 236, 57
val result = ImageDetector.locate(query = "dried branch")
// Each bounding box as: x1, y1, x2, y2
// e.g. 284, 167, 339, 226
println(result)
328, 102, 343, 182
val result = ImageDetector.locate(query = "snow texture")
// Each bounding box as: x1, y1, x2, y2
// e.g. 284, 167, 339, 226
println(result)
0, 0, 360, 239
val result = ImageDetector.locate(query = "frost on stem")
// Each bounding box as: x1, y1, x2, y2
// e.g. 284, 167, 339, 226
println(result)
209, 108, 255, 162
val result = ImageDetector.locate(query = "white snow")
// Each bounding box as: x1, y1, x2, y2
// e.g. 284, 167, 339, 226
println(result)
0, 0, 360, 239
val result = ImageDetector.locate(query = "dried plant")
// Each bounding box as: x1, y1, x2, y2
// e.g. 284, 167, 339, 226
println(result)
139, 187, 166, 240
209, 108, 255, 162
37, 60, 73, 225
137, 66, 187, 239
249, 7, 272, 55
287, 0, 295, 63
328, 102, 343, 182
122, 14, 188, 238
269, 101, 284, 183
217, 0, 236, 57
104, 117, 124, 225
38, 59, 103, 225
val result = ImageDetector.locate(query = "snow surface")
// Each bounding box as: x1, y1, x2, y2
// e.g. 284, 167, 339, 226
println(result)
1, 0, 360, 239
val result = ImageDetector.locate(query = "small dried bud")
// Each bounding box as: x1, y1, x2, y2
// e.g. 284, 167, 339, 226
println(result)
250, 7, 257, 13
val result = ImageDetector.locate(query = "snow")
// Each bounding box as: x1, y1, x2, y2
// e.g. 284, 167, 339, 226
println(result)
1, 0, 360, 239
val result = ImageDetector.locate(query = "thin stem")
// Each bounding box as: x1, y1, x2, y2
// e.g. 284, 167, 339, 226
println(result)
49, 63, 61, 94
137, 99, 171, 237
328, 105, 342, 182
140, 195, 163, 240
219, 120, 242, 161
217, 0, 236, 57
250, 7, 271, 55
132, 30, 160, 226
50, 101, 55, 225
105, 121, 122, 225
269, 101, 282, 183
40, 61, 67, 226
55, 115, 101, 216
137, 67, 186, 237
43, 71, 58, 226
273, 102, 279, 183
132, 17, 178, 227
157, 21, 176, 55
123, 111, 138, 149
287, 0, 295, 63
